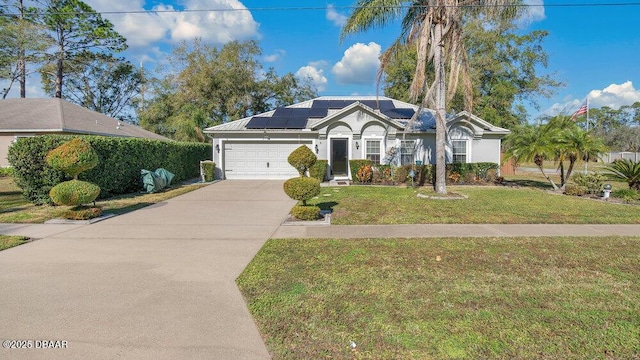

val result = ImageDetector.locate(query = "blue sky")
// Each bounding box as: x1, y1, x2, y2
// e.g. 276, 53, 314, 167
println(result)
8, 0, 640, 121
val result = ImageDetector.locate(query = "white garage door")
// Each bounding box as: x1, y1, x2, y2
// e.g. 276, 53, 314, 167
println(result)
223, 141, 311, 179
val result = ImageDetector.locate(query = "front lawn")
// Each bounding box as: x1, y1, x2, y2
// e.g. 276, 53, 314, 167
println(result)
308, 185, 639, 224
0, 176, 209, 223
238, 236, 640, 359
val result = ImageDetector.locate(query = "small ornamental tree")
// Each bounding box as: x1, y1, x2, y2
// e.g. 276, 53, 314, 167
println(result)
284, 145, 321, 220
46, 138, 102, 218
288, 145, 317, 177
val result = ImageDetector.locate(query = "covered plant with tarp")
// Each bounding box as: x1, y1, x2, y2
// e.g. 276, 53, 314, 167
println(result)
141, 168, 175, 193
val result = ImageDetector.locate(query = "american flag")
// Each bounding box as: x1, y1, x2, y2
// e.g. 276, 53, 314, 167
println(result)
570, 104, 587, 120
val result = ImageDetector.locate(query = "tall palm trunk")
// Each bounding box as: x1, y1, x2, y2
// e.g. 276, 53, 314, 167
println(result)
433, 15, 447, 194
18, 0, 26, 98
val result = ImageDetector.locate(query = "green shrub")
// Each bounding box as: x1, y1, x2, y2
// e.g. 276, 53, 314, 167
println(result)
283, 177, 321, 205
291, 205, 321, 221
564, 184, 587, 196
8, 135, 211, 204
572, 172, 605, 194
612, 188, 639, 202
288, 145, 316, 176
395, 166, 409, 183
372, 165, 394, 184
46, 137, 98, 178
200, 161, 215, 182
309, 160, 328, 182
357, 164, 373, 183
49, 179, 101, 206
349, 159, 372, 183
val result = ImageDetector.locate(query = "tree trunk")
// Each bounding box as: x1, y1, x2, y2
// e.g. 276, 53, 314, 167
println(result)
433, 18, 447, 194
55, 44, 63, 98
18, 0, 26, 98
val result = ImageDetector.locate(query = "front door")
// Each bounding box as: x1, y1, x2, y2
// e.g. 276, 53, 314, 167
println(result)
331, 139, 348, 176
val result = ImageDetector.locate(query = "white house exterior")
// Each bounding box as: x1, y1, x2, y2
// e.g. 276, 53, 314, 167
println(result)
203, 96, 510, 180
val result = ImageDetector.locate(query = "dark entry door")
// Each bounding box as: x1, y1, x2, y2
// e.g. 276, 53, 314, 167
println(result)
331, 139, 348, 176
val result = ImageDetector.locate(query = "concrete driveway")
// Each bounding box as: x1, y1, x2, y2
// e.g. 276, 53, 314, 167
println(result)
0, 180, 295, 360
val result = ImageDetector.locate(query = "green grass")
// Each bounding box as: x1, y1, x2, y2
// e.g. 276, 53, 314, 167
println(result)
0, 176, 209, 224
237, 236, 640, 359
308, 185, 640, 225
0, 235, 28, 251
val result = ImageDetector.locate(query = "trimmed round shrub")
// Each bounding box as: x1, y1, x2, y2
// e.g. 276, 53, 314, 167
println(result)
49, 180, 101, 206
291, 205, 321, 221
309, 160, 328, 182
46, 138, 99, 178
288, 145, 317, 176
283, 177, 321, 205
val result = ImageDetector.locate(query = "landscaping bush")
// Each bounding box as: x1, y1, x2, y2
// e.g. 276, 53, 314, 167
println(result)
572, 172, 605, 194
395, 166, 409, 183
372, 165, 394, 184
49, 179, 101, 206
200, 161, 216, 182
288, 145, 316, 177
46, 138, 99, 178
59, 206, 103, 220
309, 160, 328, 182
291, 205, 321, 221
564, 184, 587, 196
8, 135, 211, 204
356, 164, 373, 183
283, 177, 321, 205
349, 159, 372, 183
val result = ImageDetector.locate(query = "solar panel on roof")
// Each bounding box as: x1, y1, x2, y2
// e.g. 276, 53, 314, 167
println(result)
266, 117, 288, 129
246, 117, 269, 129
378, 100, 395, 110
311, 100, 330, 108
328, 100, 352, 108
286, 118, 307, 129
383, 108, 415, 119
273, 108, 293, 116
359, 100, 378, 109
308, 107, 328, 118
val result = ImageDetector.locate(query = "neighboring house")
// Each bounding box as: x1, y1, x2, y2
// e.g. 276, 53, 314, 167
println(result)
0, 98, 169, 167
203, 96, 510, 180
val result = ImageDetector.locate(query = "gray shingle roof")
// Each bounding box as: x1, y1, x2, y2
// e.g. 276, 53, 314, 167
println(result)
0, 98, 169, 141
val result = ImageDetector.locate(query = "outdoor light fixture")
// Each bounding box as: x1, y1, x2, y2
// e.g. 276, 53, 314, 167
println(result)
355, 141, 359, 149
315, 144, 319, 154
215, 144, 220, 153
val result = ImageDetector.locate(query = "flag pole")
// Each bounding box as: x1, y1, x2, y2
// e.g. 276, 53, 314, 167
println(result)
584, 95, 589, 173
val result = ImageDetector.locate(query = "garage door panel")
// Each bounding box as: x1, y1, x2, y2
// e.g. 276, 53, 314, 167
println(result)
224, 142, 311, 180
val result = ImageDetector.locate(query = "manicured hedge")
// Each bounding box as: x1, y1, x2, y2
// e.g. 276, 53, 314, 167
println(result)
8, 135, 212, 204
309, 160, 328, 182
349, 159, 373, 183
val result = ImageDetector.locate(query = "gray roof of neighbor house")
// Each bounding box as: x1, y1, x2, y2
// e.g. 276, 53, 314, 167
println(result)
0, 98, 170, 141
203, 95, 510, 135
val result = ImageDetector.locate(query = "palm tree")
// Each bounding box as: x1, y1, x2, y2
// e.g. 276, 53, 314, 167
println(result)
604, 159, 640, 190
554, 126, 607, 188
342, 1, 520, 194
503, 124, 559, 190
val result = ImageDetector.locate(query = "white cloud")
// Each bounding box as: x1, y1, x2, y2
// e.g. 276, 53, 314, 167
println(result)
587, 81, 640, 109
296, 64, 328, 92
84, 0, 259, 48
326, 4, 348, 27
332, 42, 381, 85
264, 49, 286, 63
540, 81, 640, 118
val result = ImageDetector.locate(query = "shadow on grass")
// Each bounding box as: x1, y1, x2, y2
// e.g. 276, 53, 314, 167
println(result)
503, 179, 553, 190
315, 201, 338, 211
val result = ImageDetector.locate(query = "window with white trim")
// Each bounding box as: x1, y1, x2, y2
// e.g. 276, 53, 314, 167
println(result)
452, 140, 468, 163
400, 140, 415, 165
365, 140, 381, 163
